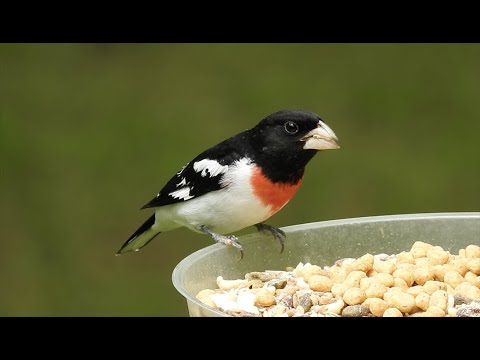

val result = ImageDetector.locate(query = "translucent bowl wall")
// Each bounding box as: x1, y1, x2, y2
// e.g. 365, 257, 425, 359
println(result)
172, 213, 480, 317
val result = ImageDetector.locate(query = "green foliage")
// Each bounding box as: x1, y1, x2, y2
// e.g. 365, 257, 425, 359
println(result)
1, 43, 479, 316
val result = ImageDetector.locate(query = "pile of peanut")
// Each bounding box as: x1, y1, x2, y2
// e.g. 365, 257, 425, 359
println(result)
196, 242, 480, 317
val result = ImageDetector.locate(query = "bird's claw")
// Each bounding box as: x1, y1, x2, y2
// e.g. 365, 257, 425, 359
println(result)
199, 225, 244, 260
255, 223, 286, 254
224, 235, 244, 260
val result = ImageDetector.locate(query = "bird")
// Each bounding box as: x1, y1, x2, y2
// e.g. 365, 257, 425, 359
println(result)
116, 109, 339, 257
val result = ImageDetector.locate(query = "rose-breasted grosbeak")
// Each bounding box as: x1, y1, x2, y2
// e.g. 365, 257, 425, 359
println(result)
117, 109, 339, 257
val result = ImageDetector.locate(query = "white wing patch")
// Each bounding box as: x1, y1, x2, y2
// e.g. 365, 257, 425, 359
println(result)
176, 178, 187, 187
169, 187, 194, 201
193, 159, 228, 178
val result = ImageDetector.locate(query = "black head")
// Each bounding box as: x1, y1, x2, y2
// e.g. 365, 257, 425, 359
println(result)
248, 109, 339, 183
251, 109, 339, 155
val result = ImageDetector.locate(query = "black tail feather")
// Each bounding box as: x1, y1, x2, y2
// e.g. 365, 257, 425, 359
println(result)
116, 214, 159, 255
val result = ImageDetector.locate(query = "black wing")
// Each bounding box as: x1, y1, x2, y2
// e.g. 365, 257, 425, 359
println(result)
141, 133, 249, 209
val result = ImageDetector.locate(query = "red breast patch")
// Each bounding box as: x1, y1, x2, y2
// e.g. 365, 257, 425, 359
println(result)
251, 167, 303, 215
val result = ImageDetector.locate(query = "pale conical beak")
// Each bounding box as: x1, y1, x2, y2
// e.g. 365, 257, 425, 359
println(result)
301, 119, 340, 150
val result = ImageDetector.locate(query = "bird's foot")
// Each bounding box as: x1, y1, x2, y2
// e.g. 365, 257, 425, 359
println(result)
255, 223, 286, 254
199, 225, 244, 260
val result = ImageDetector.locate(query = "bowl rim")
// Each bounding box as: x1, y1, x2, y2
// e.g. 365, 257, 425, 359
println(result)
172, 211, 480, 316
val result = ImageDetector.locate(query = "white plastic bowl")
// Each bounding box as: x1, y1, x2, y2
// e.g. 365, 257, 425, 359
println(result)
172, 212, 480, 317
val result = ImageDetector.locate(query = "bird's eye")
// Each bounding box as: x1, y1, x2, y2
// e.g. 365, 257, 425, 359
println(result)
284, 121, 299, 134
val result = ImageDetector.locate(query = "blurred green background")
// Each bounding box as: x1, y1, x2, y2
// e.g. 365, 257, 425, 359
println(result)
1, 43, 479, 316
